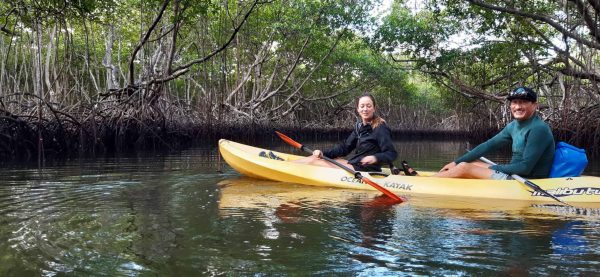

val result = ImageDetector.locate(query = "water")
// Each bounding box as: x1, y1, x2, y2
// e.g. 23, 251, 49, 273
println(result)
1, 139, 599, 275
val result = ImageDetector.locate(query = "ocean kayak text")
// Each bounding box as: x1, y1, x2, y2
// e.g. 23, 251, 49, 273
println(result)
340, 177, 412, 190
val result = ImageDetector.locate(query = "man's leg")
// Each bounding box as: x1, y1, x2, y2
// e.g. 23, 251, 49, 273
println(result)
470, 161, 491, 168
435, 162, 495, 179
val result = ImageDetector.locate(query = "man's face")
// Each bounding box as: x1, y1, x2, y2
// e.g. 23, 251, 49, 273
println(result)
510, 99, 537, 121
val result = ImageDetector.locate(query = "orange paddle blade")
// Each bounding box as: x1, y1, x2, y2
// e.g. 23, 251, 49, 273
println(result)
360, 175, 403, 203
275, 131, 303, 149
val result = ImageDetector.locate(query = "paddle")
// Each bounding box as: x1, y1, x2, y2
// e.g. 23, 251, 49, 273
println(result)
275, 131, 403, 203
478, 156, 571, 206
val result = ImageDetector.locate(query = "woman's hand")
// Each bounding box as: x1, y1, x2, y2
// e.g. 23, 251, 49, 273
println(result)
439, 161, 457, 172
312, 150, 323, 158
360, 155, 377, 165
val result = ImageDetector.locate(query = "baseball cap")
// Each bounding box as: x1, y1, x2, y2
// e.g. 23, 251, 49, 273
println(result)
507, 86, 537, 102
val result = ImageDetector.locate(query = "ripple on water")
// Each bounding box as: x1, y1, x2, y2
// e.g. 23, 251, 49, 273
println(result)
1, 144, 599, 275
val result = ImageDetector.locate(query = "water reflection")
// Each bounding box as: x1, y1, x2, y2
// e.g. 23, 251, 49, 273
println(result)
217, 177, 600, 275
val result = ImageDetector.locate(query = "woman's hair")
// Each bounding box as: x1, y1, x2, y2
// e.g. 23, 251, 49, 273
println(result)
356, 93, 386, 129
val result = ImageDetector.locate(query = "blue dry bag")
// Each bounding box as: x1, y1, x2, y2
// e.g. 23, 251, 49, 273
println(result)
549, 142, 588, 178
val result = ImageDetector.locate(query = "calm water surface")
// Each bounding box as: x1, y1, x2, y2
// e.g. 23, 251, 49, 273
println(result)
1, 139, 600, 275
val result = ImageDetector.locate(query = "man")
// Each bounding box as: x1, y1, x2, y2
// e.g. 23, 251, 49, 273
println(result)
435, 86, 555, 179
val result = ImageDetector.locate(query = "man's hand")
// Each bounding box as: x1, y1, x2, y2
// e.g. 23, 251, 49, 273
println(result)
439, 161, 457, 172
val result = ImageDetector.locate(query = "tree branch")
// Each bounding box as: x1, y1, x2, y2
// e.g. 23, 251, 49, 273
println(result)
425, 70, 505, 103
128, 0, 171, 86
170, 0, 261, 74
571, 0, 600, 44
467, 0, 600, 50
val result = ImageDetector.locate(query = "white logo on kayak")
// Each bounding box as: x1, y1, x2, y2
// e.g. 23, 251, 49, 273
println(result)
383, 182, 412, 190
341, 176, 363, 183
532, 187, 600, 197
339, 177, 412, 190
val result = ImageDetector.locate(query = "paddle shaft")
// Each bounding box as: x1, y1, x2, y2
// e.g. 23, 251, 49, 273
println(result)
300, 145, 347, 172
479, 156, 571, 206
302, 145, 402, 202
275, 131, 402, 202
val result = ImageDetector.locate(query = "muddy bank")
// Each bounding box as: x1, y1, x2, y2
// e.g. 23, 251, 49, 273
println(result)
2, 113, 597, 163
0, 116, 471, 162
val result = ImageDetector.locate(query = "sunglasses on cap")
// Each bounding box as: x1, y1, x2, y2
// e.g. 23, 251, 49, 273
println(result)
507, 86, 536, 102
510, 87, 530, 96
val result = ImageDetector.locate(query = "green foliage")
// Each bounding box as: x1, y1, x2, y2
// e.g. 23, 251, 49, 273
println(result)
374, 2, 458, 57
373, 0, 566, 113
0, 0, 450, 127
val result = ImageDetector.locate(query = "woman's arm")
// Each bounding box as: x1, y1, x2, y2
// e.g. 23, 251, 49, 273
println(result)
372, 124, 398, 164
323, 129, 358, 159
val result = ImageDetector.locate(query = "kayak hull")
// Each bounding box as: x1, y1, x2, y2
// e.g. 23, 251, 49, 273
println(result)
218, 139, 600, 203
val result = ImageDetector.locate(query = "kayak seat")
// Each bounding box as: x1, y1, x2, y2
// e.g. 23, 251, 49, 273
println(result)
259, 151, 285, 161
367, 172, 389, 177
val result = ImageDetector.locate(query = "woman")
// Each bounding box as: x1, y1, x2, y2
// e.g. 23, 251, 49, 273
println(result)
294, 93, 397, 172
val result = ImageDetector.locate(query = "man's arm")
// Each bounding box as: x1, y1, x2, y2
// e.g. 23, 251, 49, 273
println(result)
490, 125, 553, 175
455, 125, 512, 164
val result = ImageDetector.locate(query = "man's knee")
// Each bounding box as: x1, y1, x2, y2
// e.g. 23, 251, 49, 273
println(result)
456, 162, 485, 177
455, 162, 470, 172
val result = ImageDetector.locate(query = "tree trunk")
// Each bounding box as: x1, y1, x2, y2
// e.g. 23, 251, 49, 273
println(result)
103, 24, 118, 90
45, 23, 57, 103
34, 20, 45, 166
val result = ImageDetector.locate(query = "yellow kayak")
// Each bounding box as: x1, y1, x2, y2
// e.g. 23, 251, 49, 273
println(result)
218, 139, 600, 203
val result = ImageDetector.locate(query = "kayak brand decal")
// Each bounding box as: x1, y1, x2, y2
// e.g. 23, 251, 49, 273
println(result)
532, 187, 600, 197
340, 176, 363, 184
383, 181, 412, 191
339, 177, 412, 190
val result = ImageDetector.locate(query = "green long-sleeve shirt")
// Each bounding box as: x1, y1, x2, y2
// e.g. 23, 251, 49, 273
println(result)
455, 114, 555, 178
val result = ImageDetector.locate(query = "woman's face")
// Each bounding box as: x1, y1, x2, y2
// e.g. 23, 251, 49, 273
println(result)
356, 96, 375, 123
